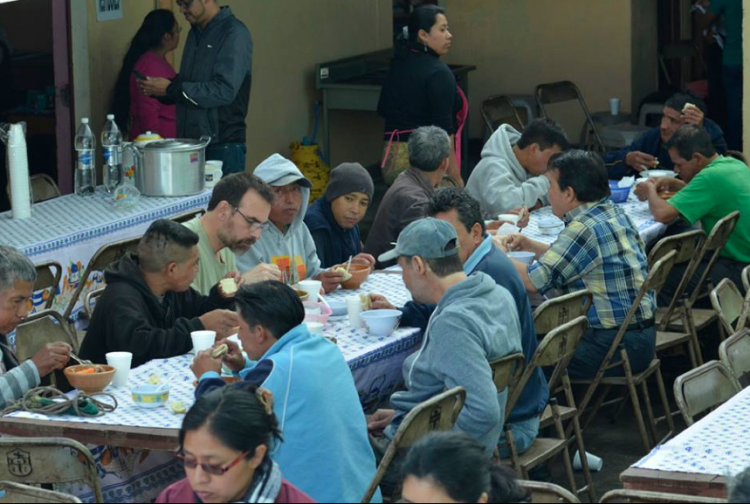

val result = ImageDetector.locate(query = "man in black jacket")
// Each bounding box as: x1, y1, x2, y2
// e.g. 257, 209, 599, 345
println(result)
139, 0, 253, 175
80, 220, 239, 368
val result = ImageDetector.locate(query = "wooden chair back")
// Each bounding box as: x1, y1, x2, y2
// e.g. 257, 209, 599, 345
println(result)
674, 361, 740, 427
518, 480, 581, 503
0, 438, 102, 503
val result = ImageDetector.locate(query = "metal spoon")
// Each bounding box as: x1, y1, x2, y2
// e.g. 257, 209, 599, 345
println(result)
70, 352, 92, 366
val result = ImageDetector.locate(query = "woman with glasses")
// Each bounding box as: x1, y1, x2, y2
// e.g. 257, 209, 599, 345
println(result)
158, 385, 315, 504
112, 9, 180, 139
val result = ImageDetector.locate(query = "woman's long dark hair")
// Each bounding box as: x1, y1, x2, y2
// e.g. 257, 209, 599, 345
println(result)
179, 384, 283, 462
111, 9, 176, 133
395, 5, 445, 59
401, 432, 531, 503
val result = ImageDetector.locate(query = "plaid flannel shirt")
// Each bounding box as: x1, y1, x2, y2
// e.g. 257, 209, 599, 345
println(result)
528, 198, 655, 330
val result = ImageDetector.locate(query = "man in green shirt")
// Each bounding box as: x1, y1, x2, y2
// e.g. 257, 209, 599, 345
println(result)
638, 125, 750, 300
184, 173, 278, 295
707, 0, 742, 150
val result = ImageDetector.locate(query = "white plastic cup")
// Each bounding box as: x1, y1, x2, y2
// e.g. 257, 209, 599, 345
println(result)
106, 352, 133, 388
307, 322, 325, 335
298, 280, 323, 302
573, 451, 604, 472
205, 161, 224, 189
609, 98, 621, 116
191, 330, 217, 354
347, 295, 363, 329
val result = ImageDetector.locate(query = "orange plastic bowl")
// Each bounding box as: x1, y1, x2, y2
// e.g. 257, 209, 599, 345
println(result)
336, 264, 372, 290
64, 365, 116, 393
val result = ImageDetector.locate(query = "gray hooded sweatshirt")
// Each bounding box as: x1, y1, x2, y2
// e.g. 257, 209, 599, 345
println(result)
387, 273, 523, 454
235, 155, 322, 280
466, 124, 550, 216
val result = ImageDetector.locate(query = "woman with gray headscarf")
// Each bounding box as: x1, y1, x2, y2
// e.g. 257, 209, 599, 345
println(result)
304, 163, 376, 269
0, 246, 71, 409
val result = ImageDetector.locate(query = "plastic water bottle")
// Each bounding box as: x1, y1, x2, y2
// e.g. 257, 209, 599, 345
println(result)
74, 118, 96, 196
101, 114, 123, 193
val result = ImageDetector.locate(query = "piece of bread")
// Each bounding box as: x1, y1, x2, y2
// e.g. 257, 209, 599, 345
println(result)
360, 294, 372, 311
220, 278, 238, 295
334, 267, 353, 281
683, 103, 698, 112
212, 344, 229, 359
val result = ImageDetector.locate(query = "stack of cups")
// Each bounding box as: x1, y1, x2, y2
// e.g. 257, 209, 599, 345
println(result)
192, 331, 217, 354
347, 295, 362, 329
106, 352, 133, 388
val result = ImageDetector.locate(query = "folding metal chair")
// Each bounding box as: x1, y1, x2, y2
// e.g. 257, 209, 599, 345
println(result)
719, 329, 750, 389
535, 81, 604, 152
501, 317, 596, 502
6, 174, 61, 205
14, 309, 79, 387
518, 480, 581, 503
673, 361, 740, 427
533, 289, 592, 336
648, 230, 706, 368
657, 212, 741, 358
361, 387, 467, 504
481, 95, 525, 137
743, 265, 750, 293
0, 438, 102, 503
573, 251, 679, 453
34, 261, 62, 310
63, 236, 141, 321
601, 489, 726, 503
710, 279, 750, 336
0, 481, 82, 503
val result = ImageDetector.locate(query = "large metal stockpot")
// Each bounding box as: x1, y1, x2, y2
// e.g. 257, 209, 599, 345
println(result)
127, 136, 210, 197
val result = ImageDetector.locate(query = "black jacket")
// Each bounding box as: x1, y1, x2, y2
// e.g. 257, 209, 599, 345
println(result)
166, 7, 253, 144
79, 254, 233, 368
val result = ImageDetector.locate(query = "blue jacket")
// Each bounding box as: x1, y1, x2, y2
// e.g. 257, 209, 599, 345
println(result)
197, 325, 381, 503
603, 119, 728, 179
304, 198, 363, 269
400, 236, 549, 424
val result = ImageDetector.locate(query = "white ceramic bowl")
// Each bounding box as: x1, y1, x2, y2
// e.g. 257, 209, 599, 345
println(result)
497, 214, 520, 224
132, 385, 170, 409
306, 322, 325, 335
639, 169, 677, 179
360, 310, 403, 337
538, 217, 565, 236
508, 251, 536, 265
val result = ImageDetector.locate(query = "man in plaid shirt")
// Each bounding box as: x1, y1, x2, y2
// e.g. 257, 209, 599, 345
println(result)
500, 150, 656, 379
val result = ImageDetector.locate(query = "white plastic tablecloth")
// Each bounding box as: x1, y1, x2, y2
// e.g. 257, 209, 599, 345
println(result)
633, 386, 750, 477
523, 196, 667, 246
0, 188, 210, 316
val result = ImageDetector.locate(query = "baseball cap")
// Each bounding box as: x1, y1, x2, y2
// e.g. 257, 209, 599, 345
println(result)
270, 173, 313, 189
378, 218, 459, 264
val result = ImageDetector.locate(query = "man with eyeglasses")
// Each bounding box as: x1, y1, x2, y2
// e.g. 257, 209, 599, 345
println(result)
138, 0, 253, 176
183, 173, 279, 296
237, 154, 347, 293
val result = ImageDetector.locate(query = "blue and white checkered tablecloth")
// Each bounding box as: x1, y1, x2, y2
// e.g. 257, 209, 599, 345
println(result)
523, 196, 667, 246
633, 385, 750, 477
0, 188, 210, 315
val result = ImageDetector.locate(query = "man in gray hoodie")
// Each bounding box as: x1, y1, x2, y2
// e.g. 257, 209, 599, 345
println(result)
466, 119, 569, 217
367, 218, 523, 455
236, 154, 345, 293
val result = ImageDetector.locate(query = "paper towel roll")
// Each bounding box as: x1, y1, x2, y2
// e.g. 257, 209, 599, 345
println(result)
8, 124, 31, 220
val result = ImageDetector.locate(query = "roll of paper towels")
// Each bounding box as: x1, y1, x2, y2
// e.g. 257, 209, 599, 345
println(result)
8, 124, 31, 220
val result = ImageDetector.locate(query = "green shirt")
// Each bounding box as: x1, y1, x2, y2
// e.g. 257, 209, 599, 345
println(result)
669, 156, 750, 263
711, 0, 743, 66
183, 216, 237, 296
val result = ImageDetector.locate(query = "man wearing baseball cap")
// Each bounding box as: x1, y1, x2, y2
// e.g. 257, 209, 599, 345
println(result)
236, 154, 346, 293
367, 218, 523, 456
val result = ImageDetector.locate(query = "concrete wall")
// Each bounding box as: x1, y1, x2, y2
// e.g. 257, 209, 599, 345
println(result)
631, 0, 660, 112
441, 0, 645, 142
171, 0, 392, 169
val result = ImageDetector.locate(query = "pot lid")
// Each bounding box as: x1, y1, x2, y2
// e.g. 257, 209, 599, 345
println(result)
133, 131, 162, 144
144, 138, 207, 151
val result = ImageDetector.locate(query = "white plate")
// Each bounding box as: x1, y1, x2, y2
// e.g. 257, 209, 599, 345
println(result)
640, 169, 677, 179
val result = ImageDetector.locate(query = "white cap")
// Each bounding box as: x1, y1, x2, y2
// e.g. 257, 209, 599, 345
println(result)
81, 118, 89, 124
107, 114, 114, 120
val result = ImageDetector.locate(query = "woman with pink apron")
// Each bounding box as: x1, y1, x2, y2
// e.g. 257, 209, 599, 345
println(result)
377, 5, 467, 187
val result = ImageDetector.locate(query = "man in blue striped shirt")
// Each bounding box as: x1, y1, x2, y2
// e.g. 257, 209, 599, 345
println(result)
501, 151, 656, 379
0, 246, 72, 408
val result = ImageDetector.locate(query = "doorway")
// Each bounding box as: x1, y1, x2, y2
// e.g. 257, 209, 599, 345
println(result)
0, 0, 73, 212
